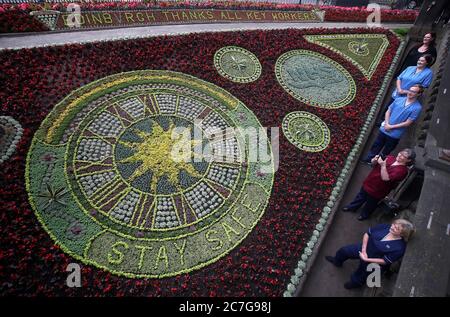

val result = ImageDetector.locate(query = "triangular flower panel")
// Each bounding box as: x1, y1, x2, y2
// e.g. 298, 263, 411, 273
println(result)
304, 34, 390, 80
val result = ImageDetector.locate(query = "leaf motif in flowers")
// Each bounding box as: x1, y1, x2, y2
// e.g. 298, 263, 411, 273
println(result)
282, 111, 330, 152
37, 183, 68, 210
214, 46, 262, 83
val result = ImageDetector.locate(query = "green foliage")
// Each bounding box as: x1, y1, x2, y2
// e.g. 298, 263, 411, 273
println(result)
393, 28, 410, 38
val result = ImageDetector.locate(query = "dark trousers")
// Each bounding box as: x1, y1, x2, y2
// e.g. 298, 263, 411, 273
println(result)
364, 131, 399, 161
334, 243, 389, 286
345, 188, 380, 218
334, 243, 369, 286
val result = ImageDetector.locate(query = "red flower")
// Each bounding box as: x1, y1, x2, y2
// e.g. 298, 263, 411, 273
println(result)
0, 27, 399, 297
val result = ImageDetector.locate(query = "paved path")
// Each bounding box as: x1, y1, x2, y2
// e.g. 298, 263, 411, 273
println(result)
0, 22, 412, 49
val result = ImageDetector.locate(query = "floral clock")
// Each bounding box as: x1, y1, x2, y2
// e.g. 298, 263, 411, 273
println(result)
26, 70, 274, 278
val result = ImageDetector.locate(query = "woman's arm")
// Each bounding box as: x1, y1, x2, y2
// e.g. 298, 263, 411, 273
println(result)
379, 162, 390, 181
362, 233, 369, 253
389, 118, 414, 130
384, 108, 391, 129
366, 257, 386, 265
359, 252, 387, 265
396, 79, 403, 94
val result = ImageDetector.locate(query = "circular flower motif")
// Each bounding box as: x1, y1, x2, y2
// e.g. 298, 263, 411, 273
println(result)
26, 70, 274, 278
214, 46, 262, 83
282, 111, 330, 152
275, 49, 356, 108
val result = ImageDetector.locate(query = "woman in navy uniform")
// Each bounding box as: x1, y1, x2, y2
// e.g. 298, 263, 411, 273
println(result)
325, 219, 415, 289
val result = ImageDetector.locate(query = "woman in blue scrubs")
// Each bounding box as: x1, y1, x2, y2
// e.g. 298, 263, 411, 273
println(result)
325, 219, 415, 289
377, 55, 432, 124
393, 54, 433, 100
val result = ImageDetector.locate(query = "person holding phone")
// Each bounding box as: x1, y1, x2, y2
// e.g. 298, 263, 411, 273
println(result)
325, 219, 415, 289
342, 149, 415, 220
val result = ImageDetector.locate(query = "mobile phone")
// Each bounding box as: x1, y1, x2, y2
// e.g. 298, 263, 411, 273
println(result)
379, 153, 386, 160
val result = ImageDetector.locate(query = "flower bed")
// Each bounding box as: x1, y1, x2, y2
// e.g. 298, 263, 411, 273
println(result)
0, 1, 417, 33
0, 8, 49, 33
0, 27, 401, 296
324, 6, 418, 22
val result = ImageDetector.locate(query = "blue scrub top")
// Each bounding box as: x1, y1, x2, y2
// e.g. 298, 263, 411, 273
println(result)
392, 66, 433, 99
380, 96, 422, 139
366, 224, 406, 265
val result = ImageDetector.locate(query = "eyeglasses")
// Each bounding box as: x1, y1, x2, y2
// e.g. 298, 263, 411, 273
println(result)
407, 90, 420, 94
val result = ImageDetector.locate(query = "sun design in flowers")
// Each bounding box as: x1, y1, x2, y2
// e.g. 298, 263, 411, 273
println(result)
117, 118, 203, 193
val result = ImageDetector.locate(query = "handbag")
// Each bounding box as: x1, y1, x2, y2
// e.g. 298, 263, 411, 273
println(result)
380, 198, 400, 217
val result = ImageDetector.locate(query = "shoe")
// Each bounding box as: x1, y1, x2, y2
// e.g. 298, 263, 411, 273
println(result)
359, 159, 372, 166
344, 281, 361, 289
325, 256, 342, 267
357, 215, 368, 221
342, 207, 355, 212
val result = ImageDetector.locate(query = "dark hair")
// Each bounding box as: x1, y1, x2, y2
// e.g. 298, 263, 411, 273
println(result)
415, 33, 436, 50
419, 54, 433, 65
425, 32, 436, 47
411, 84, 425, 95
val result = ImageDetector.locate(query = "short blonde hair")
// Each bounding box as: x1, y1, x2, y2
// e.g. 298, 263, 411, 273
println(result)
393, 219, 416, 242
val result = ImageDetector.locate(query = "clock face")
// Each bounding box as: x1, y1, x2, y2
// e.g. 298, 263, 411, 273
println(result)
27, 70, 274, 278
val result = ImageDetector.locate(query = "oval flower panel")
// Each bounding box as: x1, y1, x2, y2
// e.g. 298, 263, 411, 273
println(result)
275, 49, 357, 109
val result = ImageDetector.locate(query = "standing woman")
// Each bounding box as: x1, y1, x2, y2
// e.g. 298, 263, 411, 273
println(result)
402, 33, 437, 69
325, 219, 415, 289
377, 56, 432, 123
392, 54, 434, 100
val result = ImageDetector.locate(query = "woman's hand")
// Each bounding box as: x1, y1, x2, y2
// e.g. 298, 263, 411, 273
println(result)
377, 156, 387, 166
359, 251, 369, 262
371, 155, 379, 164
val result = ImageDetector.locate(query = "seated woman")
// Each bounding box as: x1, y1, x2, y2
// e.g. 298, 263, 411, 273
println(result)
325, 219, 415, 289
392, 54, 433, 100
401, 33, 437, 70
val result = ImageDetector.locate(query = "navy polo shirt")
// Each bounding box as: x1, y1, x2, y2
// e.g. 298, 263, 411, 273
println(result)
366, 224, 407, 265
